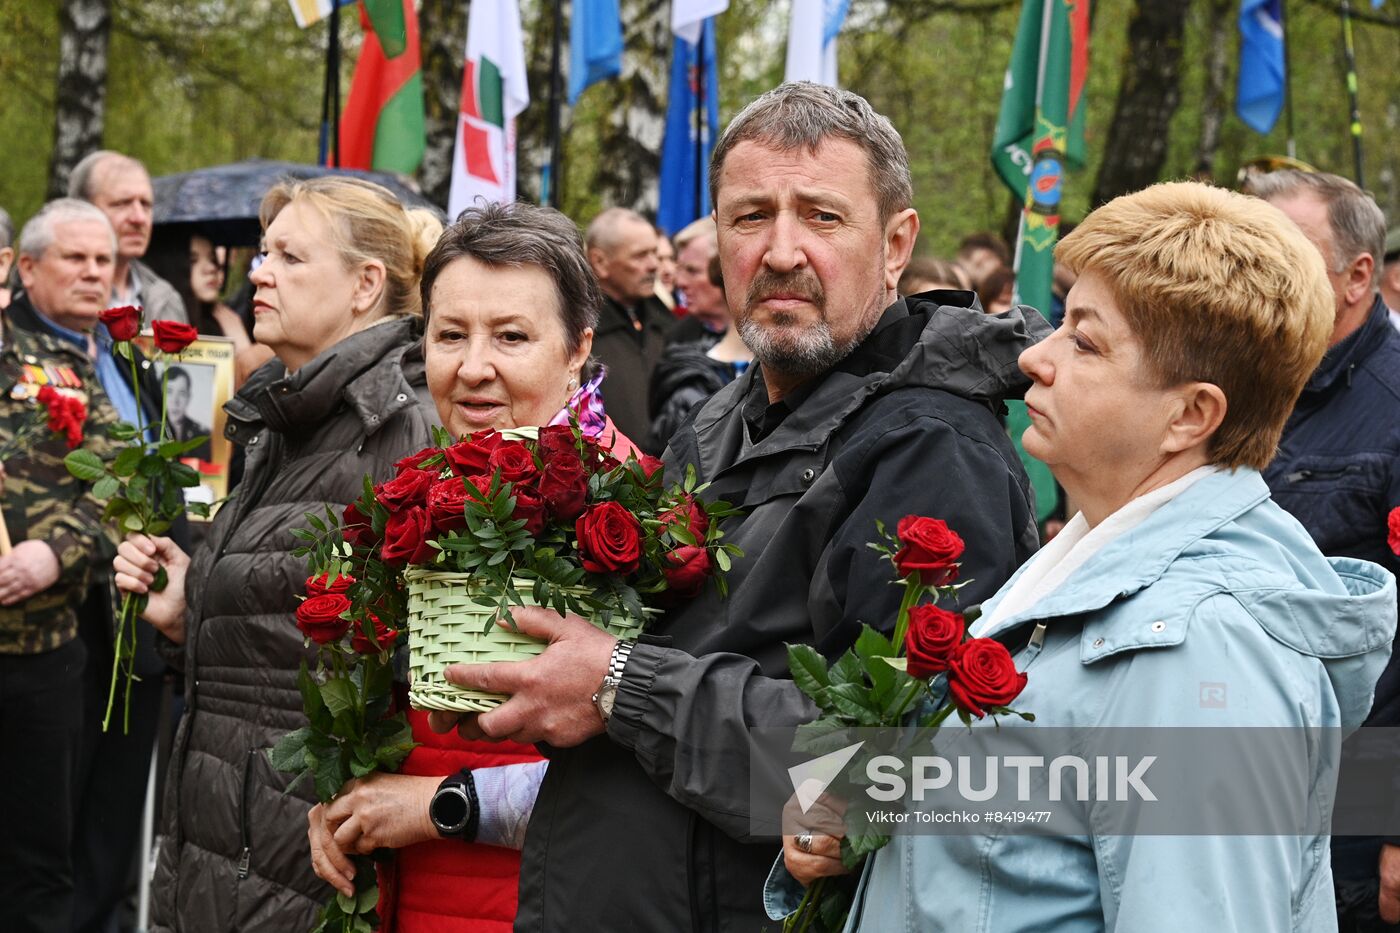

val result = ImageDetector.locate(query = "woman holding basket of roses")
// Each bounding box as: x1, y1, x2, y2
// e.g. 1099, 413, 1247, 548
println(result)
299, 201, 647, 933
110, 177, 443, 932
774, 184, 1398, 930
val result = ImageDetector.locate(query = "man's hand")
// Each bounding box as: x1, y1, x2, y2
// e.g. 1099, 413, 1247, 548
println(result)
427, 606, 616, 747
308, 772, 440, 897
782, 792, 851, 887
1379, 843, 1400, 923
112, 534, 190, 643
0, 540, 61, 605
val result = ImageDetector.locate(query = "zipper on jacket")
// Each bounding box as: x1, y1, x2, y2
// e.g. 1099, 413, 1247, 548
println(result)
1285, 464, 1361, 483
237, 747, 255, 880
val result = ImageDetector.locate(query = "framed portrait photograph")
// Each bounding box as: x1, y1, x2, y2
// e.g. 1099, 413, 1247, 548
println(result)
133, 334, 237, 521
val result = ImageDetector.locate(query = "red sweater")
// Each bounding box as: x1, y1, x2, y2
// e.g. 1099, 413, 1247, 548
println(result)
378, 710, 542, 933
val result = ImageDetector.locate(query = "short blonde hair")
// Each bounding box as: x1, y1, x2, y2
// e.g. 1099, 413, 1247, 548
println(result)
1057, 182, 1332, 470
259, 176, 442, 317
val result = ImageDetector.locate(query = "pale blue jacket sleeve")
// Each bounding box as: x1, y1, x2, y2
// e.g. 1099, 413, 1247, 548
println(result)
474, 760, 548, 849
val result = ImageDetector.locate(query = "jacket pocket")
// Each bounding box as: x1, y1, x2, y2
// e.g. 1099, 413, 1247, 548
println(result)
236, 746, 255, 884
1272, 453, 1389, 552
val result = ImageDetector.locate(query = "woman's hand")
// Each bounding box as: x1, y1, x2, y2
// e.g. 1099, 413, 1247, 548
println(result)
113, 533, 190, 643
307, 772, 441, 897
782, 793, 851, 887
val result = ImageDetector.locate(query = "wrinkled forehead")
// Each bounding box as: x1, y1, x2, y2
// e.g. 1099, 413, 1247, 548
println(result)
715, 137, 876, 206
47, 219, 117, 258
93, 160, 153, 201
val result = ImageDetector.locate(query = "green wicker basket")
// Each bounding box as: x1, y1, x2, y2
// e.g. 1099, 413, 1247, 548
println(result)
404, 572, 646, 712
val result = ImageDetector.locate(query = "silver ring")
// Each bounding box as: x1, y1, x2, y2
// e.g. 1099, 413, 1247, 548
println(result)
795, 831, 813, 853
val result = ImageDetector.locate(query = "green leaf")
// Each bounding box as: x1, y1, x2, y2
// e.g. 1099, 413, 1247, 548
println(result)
853, 625, 895, 661
159, 435, 210, 458
787, 643, 830, 700
268, 726, 313, 773
111, 446, 144, 477
843, 830, 890, 867
826, 683, 880, 724
138, 454, 167, 478
64, 449, 107, 482
170, 462, 201, 488
714, 548, 731, 573
106, 421, 140, 442
311, 749, 348, 803
92, 476, 120, 500
356, 885, 380, 913
829, 652, 864, 689
319, 677, 356, 718
336, 892, 359, 914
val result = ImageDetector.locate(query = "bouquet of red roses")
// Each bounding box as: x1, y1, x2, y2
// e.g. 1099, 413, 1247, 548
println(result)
277, 421, 739, 931
63, 307, 208, 732
782, 516, 1033, 932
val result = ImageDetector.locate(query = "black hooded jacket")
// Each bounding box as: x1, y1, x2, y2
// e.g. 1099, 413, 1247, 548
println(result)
515, 294, 1049, 931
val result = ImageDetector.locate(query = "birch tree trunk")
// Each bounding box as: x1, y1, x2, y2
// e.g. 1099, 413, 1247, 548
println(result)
47, 0, 111, 199
418, 0, 468, 210
592, 0, 669, 214
1090, 0, 1191, 207
1193, 0, 1233, 181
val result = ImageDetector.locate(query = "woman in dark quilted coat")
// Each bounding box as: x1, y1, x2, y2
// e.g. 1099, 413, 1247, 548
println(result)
111, 177, 442, 931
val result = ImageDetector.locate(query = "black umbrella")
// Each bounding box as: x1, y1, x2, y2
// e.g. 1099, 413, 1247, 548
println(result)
152, 158, 445, 246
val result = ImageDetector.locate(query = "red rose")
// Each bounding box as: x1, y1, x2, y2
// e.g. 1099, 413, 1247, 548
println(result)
575, 502, 643, 575
489, 441, 538, 484
579, 437, 621, 475
513, 486, 547, 537
381, 506, 436, 566
443, 431, 503, 476
295, 594, 352, 645
306, 573, 355, 599
1388, 506, 1400, 557
427, 477, 473, 532
343, 500, 374, 547
537, 456, 589, 521
350, 613, 398, 655
662, 545, 712, 599
395, 446, 442, 474
375, 468, 434, 512
536, 424, 582, 461
946, 638, 1028, 719
904, 605, 965, 679
152, 320, 199, 354
99, 305, 141, 342
637, 454, 665, 481
893, 516, 964, 587
659, 495, 710, 543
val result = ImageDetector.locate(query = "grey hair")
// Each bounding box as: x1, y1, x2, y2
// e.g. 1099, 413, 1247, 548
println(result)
17, 198, 116, 259
708, 82, 913, 224
1245, 169, 1386, 289
673, 216, 717, 254
0, 207, 12, 250
422, 201, 600, 354
583, 206, 651, 255
68, 150, 146, 201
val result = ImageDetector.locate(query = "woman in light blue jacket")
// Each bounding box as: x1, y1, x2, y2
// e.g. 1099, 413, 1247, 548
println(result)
772, 182, 1397, 932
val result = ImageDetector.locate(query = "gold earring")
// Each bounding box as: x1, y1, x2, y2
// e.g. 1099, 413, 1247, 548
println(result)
567, 376, 579, 392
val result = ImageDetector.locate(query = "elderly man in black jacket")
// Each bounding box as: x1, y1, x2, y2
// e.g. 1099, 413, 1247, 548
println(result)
438, 83, 1048, 930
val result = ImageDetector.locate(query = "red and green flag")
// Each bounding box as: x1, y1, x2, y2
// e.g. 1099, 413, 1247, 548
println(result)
339, 0, 425, 175
449, 0, 529, 214
990, 0, 1091, 524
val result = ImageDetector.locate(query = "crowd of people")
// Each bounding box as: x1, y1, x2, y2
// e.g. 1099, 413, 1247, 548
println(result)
1, 80, 1400, 933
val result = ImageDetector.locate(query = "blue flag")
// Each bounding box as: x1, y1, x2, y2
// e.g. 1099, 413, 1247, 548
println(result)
657, 19, 720, 235
1236, 0, 1285, 134
568, 0, 623, 105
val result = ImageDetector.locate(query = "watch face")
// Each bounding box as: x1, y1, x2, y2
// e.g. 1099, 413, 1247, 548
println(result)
599, 686, 617, 719
432, 787, 469, 832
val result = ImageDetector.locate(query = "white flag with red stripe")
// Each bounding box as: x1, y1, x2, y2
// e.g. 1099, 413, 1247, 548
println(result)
449, 0, 530, 216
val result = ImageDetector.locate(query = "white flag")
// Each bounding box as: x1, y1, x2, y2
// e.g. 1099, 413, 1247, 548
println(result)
673, 0, 729, 44
785, 0, 848, 86
449, 0, 530, 217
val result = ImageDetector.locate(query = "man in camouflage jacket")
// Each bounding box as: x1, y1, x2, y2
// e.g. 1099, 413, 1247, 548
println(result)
0, 213, 122, 933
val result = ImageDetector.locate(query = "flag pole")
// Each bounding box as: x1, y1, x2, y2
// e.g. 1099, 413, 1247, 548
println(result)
1280, 0, 1296, 159
1338, 0, 1365, 187
329, 0, 343, 168
318, 10, 334, 165
544, 0, 564, 207
694, 22, 706, 222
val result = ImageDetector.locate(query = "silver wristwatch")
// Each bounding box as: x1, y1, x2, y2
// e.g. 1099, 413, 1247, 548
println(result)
592, 639, 635, 725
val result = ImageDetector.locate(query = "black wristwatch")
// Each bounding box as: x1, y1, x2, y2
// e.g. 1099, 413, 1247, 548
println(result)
429, 768, 480, 842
